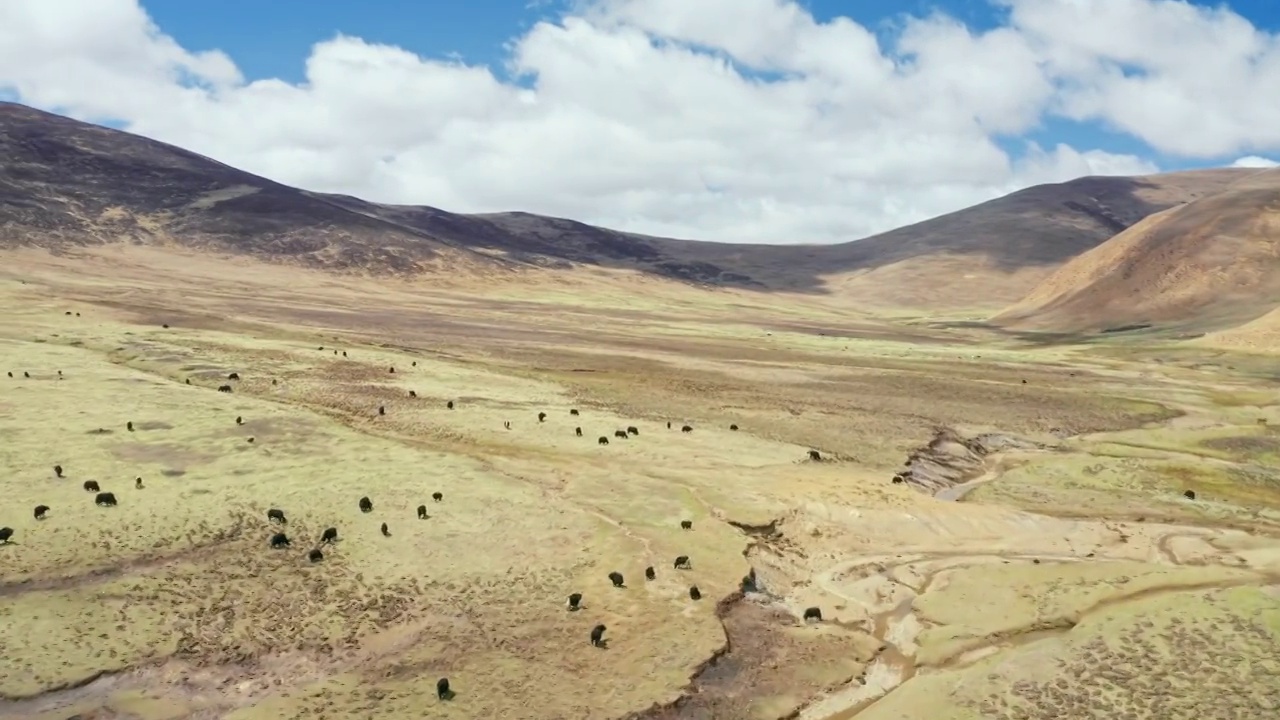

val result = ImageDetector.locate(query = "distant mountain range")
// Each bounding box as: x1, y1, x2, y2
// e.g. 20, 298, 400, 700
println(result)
3, 101, 1274, 329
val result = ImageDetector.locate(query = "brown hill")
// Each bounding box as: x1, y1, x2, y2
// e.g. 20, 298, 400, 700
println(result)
993, 168, 1280, 335
0, 102, 1254, 309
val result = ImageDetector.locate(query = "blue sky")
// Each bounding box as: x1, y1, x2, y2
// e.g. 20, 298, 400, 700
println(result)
137, 0, 1280, 173
140, 0, 1280, 82
141, 1, 1017, 83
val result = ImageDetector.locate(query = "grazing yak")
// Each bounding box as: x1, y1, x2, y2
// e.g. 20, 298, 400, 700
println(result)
95, 492, 117, 507
267, 508, 287, 524
570, 409, 579, 416
803, 607, 823, 622
378, 405, 386, 416
359, 496, 373, 513
437, 677, 452, 700
418, 505, 428, 519
408, 390, 416, 398
626, 426, 639, 436
126, 421, 134, 432
674, 555, 691, 569
1184, 490, 1196, 500
681, 425, 693, 433
270, 533, 291, 548
53, 464, 63, 478
34, 504, 49, 520
135, 477, 145, 489
575, 427, 582, 437
680, 520, 692, 530
567, 592, 582, 611
447, 401, 454, 409
321, 527, 339, 544
590, 624, 607, 647
729, 424, 738, 431
689, 586, 702, 600
614, 430, 628, 439
645, 566, 656, 581
227, 372, 240, 380
808, 450, 822, 461
218, 384, 233, 393
0, 527, 13, 543
309, 548, 324, 562
608, 571, 625, 588
83, 480, 99, 492
598, 436, 609, 445
381, 522, 391, 537
236, 416, 244, 424
432, 492, 443, 502
538, 412, 547, 422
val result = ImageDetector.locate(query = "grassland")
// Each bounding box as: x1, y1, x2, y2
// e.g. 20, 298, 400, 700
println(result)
3, 246, 1280, 720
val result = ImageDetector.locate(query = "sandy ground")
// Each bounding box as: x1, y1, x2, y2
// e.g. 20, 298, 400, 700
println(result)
1, 246, 1279, 720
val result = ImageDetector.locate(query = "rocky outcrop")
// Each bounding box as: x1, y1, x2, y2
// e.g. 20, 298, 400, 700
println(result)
892, 427, 1042, 494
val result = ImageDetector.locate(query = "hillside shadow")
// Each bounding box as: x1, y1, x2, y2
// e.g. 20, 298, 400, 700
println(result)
315, 175, 1173, 297
0, 102, 1241, 299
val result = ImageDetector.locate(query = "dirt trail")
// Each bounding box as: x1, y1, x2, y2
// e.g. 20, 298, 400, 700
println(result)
932, 461, 1007, 502
0, 519, 250, 598
793, 524, 1280, 720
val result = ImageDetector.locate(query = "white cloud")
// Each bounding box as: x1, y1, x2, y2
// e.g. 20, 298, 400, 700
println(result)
1001, 0, 1280, 157
1231, 155, 1280, 168
0, 0, 1274, 243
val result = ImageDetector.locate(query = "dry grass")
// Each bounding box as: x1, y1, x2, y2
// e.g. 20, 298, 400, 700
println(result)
3, 246, 1280, 720
913, 560, 1263, 666
857, 585, 1280, 720
994, 167, 1280, 336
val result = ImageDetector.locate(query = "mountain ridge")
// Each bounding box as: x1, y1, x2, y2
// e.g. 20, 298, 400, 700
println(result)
0, 101, 1257, 309
993, 167, 1280, 336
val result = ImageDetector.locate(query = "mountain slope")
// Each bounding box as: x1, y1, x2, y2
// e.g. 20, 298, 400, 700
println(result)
0, 102, 761, 286
993, 168, 1280, 334
0, 102, 1256, 309
685, 168, 1249, 309
0, 104, 481, 274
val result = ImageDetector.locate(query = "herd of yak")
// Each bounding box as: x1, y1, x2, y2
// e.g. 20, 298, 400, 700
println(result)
1, 342, 827, 703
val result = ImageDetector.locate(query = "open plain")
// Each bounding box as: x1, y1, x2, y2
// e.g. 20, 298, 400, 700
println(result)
1, 245, 1279, 720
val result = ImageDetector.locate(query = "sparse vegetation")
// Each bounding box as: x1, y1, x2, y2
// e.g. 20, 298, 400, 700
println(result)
2, 234, 1280, 720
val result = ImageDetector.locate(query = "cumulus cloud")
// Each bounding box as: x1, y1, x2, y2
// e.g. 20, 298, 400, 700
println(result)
0, 0, 1275, 243
1231, 155, 1280, 168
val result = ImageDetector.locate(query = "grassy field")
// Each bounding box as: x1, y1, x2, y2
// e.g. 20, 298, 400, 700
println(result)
3, 246, 1280, 720
856, 585, 1280, 720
